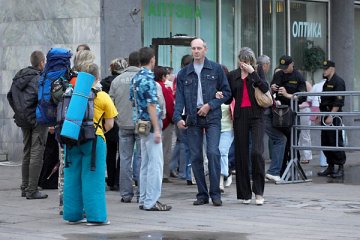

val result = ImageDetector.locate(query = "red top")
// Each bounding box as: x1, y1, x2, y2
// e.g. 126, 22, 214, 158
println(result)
241, 77, 251, 108
157, 80, 174, 129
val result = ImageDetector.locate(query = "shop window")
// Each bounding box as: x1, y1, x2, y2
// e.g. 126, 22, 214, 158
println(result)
290, 1, 328, 84
142, 0, 217, 72
236, 0, 259, 56
221, 0, 235, 70
143, 0, 197, 70
262, 0, 286, 79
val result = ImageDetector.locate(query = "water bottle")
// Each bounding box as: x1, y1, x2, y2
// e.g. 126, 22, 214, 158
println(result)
64, 83, 73, 96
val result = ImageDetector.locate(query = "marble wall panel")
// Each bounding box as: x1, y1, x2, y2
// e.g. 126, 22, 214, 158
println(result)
2, 19, 74, 47
0, 118, 22, 143
72, 17, 100, 44
0, 0, 100, 23
0, 142, 24, 162
0, 70, 15, 94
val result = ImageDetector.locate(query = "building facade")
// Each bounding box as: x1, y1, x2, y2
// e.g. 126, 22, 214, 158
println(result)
0, 0, 359, 162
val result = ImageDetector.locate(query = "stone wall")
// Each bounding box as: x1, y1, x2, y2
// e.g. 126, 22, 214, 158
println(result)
0, 0, 101, 162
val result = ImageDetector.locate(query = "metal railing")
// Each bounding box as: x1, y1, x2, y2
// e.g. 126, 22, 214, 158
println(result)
279, 91, 360, 184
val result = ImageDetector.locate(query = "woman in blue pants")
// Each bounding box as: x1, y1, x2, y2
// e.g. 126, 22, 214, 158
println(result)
63, 63, 118, 225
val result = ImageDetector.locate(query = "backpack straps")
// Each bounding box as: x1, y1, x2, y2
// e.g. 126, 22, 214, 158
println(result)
90, 112, 105, 171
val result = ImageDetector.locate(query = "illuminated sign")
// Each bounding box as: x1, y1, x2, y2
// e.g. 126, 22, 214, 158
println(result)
148, 1, 201, 18
292, 21, 322, 38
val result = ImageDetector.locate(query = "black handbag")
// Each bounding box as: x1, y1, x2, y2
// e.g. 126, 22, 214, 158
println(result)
272, 105, 294, 128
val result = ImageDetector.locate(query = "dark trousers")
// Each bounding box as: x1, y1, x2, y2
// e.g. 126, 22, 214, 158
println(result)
234, 108, 265, 200
21, 125, 48, 193
321, 116, 346, 165
105, 139, 119, 187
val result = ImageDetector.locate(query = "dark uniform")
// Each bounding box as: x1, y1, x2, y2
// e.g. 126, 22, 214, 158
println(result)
320, 73, 346, 169
271, 68, 307, 175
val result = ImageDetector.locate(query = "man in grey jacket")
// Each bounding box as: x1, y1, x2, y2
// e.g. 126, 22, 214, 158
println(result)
7, 50, 48, 199
109, 51, 141, 203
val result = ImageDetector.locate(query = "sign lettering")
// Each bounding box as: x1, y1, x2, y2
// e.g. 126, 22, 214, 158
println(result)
292, 21, 322, 38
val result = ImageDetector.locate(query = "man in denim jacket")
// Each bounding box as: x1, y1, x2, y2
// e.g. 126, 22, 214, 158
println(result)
173, 38, 231, 206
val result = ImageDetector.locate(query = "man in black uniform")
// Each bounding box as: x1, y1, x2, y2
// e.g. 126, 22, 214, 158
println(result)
317, 60, 346, 178
271, 55, 307, 175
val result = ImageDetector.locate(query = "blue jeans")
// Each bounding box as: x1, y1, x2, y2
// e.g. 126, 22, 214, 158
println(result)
119, 129, 141, 201
139, 132, 163, 209
181, 129, 192, 181
63, 136, 107, 223
219, 130, 234, 177
187, 117, 221, 201
264, 113, 286, 176
170, 127, 191, 180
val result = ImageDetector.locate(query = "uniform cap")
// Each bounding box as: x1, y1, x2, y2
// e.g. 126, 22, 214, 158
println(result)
323, 60, 335, 69
278, 55, 293, 70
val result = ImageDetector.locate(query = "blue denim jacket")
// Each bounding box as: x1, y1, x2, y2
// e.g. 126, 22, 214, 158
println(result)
173, 58, 231, 125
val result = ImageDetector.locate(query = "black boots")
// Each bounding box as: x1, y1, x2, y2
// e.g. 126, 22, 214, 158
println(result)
331, 165, 344, 178
317, 165, 334, 177
317, 164, 344, 178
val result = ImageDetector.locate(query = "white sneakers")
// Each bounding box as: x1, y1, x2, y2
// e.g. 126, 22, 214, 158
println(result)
220, 175, 225, 193
265, 173, 282, 183
240, 199, 251, 204
225, 174, 232, 187
255, 195, 265, 205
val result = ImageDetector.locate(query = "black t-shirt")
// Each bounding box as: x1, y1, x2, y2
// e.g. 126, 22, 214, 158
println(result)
320, 73, 346, 111
271, 69, 307, 106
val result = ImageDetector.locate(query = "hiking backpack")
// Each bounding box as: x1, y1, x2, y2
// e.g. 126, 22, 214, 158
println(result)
55, 88, 103, 170
36, 48, 72, 126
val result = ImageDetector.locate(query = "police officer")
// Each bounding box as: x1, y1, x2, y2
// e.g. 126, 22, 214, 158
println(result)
317, 60, 346, 178
271, 55, 307, 175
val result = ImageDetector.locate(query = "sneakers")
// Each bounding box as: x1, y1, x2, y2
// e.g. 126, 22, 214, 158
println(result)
220, 175, 224, 193
225, 174, 232, 187
255, 195, 265, 205
67, 219, 87, 225
26, 191, 48, 200
265, 173, 282, 183
240, 199, 251, 204
193, 198, 209, 205
146, 201, 172, 211
86, 220, 110, 226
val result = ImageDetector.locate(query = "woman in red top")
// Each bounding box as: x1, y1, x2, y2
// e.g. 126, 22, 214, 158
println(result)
154, 66, 175, 182
227, 47, 269, 205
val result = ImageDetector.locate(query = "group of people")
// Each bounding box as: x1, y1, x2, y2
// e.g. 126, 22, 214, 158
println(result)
7, 37, 347, 225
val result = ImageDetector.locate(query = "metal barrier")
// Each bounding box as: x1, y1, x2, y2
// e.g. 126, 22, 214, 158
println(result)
278, 91, 360, 184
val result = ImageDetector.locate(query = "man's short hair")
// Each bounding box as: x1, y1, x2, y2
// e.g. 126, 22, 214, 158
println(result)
190, 38, 207, 48
128, 51, 140, 67
139, 47, 155, 66
30, 51, 45, 68
181, 54, 193, 68
257, 55, 271, 65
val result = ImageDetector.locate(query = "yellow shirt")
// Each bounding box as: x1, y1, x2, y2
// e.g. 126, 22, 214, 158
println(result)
93, 91, 118, 141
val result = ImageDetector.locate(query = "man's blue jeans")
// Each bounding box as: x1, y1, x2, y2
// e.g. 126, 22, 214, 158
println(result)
264, 113, 286, 176
139, 132, 163, 209
119, 129, 141, 201
187, 117, 221, 201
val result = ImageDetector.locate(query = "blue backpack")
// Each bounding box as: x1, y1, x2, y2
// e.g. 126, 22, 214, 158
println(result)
36, 48, 72, 126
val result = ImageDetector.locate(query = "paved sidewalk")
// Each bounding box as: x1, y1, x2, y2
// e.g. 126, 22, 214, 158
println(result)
1, 154, 360, 240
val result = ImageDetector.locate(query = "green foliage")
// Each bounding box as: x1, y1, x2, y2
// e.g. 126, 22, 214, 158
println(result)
303, 40, 325, 74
